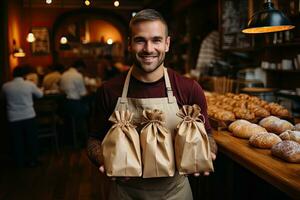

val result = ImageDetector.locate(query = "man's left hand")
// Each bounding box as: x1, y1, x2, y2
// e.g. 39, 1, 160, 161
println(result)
193, 152, 216, 177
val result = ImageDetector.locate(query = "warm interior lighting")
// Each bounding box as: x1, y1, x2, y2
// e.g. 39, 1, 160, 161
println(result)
46, 0, 52, 4
13, 48, 26, 57
107, 38, 113, 45
26, 32, 36, 43
85, 0, 90, 6
242, 26, 294, 34
60, 36, 68, 44
12, 40, 25, 57
132, 12, 136, 17
114, 1, 119, 7
242, 0, 295, 34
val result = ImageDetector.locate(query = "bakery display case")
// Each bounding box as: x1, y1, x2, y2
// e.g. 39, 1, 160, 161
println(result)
207, 91, 300, 199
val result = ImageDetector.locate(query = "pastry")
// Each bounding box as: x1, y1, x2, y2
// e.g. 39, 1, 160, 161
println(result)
229, 120, 267, 139
279, 130, 300, 144
259, 116, 294, 134
249, 132, 282, 149
271, 140, 300, 163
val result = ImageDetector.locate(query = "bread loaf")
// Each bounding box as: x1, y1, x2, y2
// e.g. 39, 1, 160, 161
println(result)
259, 116, 294, 134
229, 120, 267, 139
249, 132, 282, 149
271, 140, 300, 163
279, 130, 300, 144
293, 123, 300, 131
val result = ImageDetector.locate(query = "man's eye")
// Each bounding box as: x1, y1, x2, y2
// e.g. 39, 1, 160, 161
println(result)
153, 39, 162, 43
134, 39, 145, 43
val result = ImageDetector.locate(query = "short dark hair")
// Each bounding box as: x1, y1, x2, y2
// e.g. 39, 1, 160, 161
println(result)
129, 9, 168, 37
73, 59, 86, 69
12, 65, 29, 78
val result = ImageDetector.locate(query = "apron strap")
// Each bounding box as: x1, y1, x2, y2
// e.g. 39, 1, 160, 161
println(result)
120, 67, 132, 104
163, 68, 175, 103
120, 67, 175, 104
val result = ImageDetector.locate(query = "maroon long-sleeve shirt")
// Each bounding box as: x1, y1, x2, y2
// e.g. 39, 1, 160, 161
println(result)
90, 68, 211, 140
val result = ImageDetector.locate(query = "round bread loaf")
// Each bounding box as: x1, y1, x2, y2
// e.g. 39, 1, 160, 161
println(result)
279, 130, 300, 144
271, 140, 300, 163
230, 122, 267, 139
293, 123, 300, 131
259, 116, 293, 134
228, 119, 250, 132
249, 132, 282, 149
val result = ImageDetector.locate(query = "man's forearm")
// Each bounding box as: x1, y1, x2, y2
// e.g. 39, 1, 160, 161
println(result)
87, 137, 103, 167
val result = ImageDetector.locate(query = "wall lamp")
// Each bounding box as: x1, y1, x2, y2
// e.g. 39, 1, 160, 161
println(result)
12, 39, 25, 58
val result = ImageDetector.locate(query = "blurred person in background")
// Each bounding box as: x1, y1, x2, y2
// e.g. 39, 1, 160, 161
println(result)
1, 65, 43, 167
42, 63, 64, 94
60, 59, 89, 147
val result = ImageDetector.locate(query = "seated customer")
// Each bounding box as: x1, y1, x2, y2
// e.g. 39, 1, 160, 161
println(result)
42, 63, 64, 93
1, 65, 43, 167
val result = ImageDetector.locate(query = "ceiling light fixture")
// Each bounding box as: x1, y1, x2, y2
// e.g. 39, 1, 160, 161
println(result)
26, 32, 36, 43
114, 1, 119, 7
46, 0, 52, 4
107, 38, 113, 45
27, 0, 36, 43
60, 36, 68, 44
242, 0, 295, 34
85, 0, 90, 6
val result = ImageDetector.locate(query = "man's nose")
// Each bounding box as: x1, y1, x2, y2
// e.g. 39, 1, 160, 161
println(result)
143, 41, 154, 52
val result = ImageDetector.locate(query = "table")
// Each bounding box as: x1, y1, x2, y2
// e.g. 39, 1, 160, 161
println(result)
213, 130, 300, 199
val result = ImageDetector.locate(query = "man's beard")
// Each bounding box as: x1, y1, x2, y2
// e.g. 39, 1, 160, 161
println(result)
132, 52, 165, 74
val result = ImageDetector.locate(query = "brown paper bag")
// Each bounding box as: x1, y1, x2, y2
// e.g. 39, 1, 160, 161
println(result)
175, 104, 214, 175
102, 110, 142, 177
140, 109, 175, 178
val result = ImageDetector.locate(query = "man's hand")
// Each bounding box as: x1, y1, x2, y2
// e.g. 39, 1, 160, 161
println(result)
193, 152, 216, 177
99, 165, 130, 181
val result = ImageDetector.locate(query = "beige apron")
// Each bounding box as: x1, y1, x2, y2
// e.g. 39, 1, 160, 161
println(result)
108, 67, 193, 200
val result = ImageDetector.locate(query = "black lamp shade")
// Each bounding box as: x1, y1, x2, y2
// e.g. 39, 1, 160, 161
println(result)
242, 1, 295, 34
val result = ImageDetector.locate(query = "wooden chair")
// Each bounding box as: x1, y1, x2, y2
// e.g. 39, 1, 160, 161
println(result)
35, 98, 60, 154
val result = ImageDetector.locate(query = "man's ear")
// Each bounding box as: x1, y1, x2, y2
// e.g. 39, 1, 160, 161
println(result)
165, 36, 171, 52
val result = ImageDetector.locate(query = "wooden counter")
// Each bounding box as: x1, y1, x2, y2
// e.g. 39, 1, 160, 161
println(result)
213, 131, 300, 199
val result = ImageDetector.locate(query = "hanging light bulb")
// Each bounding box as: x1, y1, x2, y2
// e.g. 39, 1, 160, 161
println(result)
60, 36, 68, 44
46, 0, 52, 4
26, 32, 36, 43
85, 0, 90, 6
107, 38, 113, 45
114, 1, 119, 7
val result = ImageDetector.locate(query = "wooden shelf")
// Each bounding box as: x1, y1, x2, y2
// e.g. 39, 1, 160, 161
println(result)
263, 69, 300, 73
261, 42, 300, 48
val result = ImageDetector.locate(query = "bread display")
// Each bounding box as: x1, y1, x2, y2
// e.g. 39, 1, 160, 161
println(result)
208, 105, 235, 121
206, 93, 290, 122
259, 116, 294, 134
279, 130, 300, 144
229, 120, 267, 139
263, 103, 290, 118
249, 132, 282, 149
271, 140, 300, 163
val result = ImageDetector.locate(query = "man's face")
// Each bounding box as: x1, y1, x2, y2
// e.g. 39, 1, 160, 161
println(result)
129, 20, 170, 73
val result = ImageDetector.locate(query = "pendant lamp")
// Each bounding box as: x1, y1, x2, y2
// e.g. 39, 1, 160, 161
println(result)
27, 0, 36, 43
242, 0, 295, 34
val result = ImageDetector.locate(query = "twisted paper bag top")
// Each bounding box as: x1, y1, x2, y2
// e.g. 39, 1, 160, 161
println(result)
177, 104, 205, 123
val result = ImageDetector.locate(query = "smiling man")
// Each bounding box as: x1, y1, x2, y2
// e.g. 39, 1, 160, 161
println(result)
87, 9, 216, 200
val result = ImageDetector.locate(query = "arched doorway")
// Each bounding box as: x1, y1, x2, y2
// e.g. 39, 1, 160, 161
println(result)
52, 9, 128, 79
